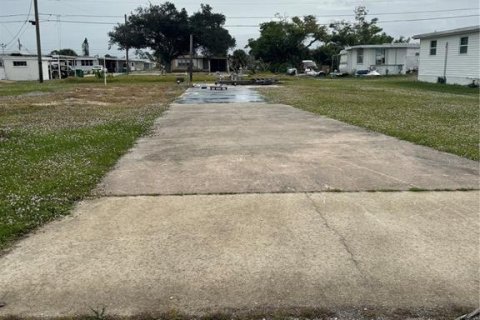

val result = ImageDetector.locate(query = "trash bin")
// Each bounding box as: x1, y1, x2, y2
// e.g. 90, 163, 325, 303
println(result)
75, 69, 84, 78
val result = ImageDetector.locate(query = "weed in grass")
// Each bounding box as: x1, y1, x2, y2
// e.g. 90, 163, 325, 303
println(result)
88, 306, 107, 320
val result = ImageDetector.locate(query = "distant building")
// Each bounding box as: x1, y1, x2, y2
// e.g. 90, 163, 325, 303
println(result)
171, 55, 229, 73
74, 56, 100, 72
413, 26, 480, 85
339, 43, 420, 75
0, 54, 51, 81
97, 56, 156, 73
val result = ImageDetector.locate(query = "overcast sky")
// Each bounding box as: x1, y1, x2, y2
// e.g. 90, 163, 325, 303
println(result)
0, 0, 479, 57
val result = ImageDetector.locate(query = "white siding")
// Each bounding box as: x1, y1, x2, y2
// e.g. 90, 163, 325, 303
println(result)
74, 58, 99, 72
351, 48, 376, 72
344, 47, 419, 75
2, 57, 50, 81
418, 31, 480, 85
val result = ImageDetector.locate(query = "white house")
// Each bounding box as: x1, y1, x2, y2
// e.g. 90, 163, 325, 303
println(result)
129, 58, 156, 71
74, 56, 99, 73
413, 26, 480, 85
0, 54, 51, 81
339, 43, 420, 75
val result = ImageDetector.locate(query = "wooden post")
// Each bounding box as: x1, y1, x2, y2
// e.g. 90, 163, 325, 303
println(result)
125, 14, 129, 75
189, 34, 193, 83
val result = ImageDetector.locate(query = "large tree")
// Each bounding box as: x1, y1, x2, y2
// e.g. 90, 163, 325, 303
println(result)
247, 16, 328, 72
108, 2, 235, 71
329, 6, 394, 47
190, 4, 235, 57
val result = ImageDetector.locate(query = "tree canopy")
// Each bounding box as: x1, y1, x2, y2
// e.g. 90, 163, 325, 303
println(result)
108, 2, 235, 70
50, 48, 78, 56
329, 6, 394, 47
248, 15, 328, 72
190, 4, 236, 57
247, 6, 407, 72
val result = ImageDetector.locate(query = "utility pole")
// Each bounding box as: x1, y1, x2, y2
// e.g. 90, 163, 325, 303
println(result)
33, 0, 43, 83
189, 34, 193, 83
124, 14, 129, 74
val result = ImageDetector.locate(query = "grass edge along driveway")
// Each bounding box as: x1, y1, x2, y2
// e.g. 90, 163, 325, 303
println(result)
0, 78, 183, 250
260, 76, 479, 161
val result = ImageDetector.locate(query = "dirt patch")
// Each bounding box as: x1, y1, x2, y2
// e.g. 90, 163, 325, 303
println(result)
19, 91, 50, 98
64, 98, 110, 106
0, 83, 184, 131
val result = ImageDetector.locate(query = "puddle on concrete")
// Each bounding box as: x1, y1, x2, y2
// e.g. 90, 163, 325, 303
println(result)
175, 86, 265, 104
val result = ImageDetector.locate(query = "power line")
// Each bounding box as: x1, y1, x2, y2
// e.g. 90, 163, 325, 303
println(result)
229, 14, 480, 26
4, 0, 33, 48
1, 7, 478, 20
37, 14, 480, 27
0, 7, 474, 20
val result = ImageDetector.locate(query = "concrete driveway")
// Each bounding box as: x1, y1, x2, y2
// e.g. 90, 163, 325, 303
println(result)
98, 100, 478, 195
0, 86, 478, 318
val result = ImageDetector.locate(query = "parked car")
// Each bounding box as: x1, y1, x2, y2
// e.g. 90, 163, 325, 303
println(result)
286, 68, 297, 76
50, 65, 75, 79
92, 65, 105, 73
305, 68, 326, 77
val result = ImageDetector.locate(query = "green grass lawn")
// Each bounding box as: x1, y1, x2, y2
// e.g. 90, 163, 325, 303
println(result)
260, 76, 480, 160
0, 77, 183, 249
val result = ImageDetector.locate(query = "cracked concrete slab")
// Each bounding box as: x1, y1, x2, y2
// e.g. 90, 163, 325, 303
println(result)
97, 103, 479, 196
0, 192, 478, 317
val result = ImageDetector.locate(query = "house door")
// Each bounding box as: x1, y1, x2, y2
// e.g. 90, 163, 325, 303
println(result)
210, 59, 227, 72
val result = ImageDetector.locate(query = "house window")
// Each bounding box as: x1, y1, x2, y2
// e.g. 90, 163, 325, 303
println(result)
430, 40, 437, 55
375, 48, 386, 65
13, 61, 27, 67
460, 36, 468, 54
177, 59, 189, 67
0, 60, 3, 67
357, 48, 364, 64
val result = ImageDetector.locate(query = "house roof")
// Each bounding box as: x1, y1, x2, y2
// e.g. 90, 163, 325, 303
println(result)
0, 53, 51, 61
345, 43, 420, 50
413, 26, 480, 39
175, 55, 227, 60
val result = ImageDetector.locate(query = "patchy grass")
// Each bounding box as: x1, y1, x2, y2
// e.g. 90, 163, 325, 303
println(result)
260, 76, 480, 160
0, 78, 183, 249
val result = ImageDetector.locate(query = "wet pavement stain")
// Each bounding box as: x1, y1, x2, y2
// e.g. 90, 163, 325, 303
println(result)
176, 86, 265, 104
